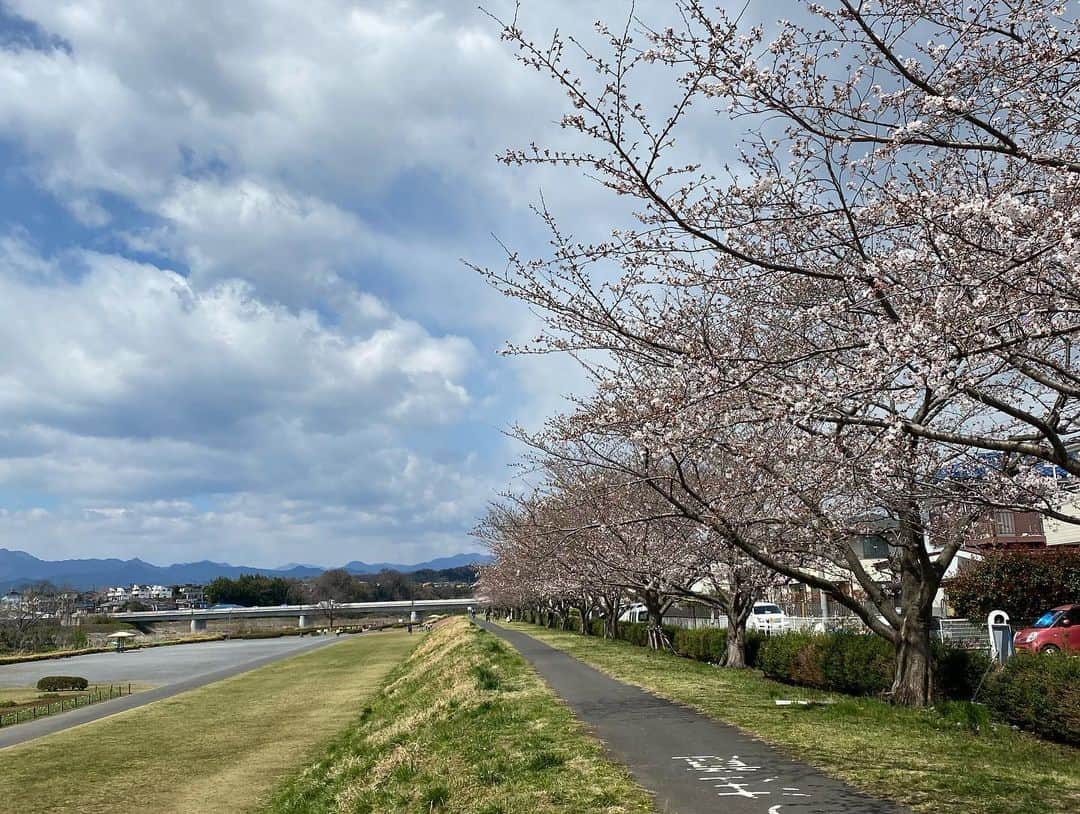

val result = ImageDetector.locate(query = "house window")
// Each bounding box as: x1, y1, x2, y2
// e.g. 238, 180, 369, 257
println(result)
859, 536, 890, 559
992, 511, 1015, 536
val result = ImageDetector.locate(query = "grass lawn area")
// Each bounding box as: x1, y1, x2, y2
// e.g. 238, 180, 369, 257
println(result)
0, 630, 417, 814
268, 617, 654, 814
504, 622, 1079, 814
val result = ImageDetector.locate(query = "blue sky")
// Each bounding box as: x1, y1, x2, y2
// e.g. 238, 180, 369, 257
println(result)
0, 0, 639, 567
0, 0, 751, 567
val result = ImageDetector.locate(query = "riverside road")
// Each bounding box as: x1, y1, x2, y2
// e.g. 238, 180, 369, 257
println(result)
0, 635, 339, 749
479, 621, 908, 814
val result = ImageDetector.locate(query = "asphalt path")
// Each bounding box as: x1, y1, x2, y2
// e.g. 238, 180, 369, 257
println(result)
0, 635, 341, 750
480, 622, 908, 814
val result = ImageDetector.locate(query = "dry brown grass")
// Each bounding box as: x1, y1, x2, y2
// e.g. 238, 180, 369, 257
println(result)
0, 630, 416, 814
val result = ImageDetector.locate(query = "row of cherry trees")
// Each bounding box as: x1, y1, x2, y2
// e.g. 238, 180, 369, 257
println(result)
475, 0, 1080, 706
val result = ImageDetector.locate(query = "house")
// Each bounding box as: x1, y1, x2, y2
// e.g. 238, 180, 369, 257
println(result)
964, 509, 1046, 550
176, 584, 207, 609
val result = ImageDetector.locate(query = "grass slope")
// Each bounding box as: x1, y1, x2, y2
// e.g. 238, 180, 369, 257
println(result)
267, 617, 655, 814
506, 623, 1079, 814
0, 630, 415, 814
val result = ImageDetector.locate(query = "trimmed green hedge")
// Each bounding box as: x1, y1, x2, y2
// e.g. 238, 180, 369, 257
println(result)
672, 627, 765, 666
755, 632, 992, 700
37, 676, 88, 692
981, 653, 1080, 745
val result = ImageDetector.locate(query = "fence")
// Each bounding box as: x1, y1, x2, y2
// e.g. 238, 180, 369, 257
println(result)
934, 618, 990, 650
0, 683, 132, 728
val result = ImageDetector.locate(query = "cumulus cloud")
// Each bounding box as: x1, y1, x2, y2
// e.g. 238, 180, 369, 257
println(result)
0, 0, 709, 564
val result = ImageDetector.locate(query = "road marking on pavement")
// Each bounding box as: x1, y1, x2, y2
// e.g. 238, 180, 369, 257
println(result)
673, 755, 811, 807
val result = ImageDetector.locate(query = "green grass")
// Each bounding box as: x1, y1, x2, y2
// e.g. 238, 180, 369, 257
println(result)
266, 618, 655, 814
505, 623, 1079, 814
0, 630, 417, 814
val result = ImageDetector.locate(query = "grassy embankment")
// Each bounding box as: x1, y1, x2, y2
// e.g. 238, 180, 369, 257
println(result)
505, 622, 1079, 814
268, 617, 655, 814
0, 630, 416, 814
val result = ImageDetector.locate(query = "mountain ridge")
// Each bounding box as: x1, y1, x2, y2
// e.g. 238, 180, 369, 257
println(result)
0, 548, 492, 592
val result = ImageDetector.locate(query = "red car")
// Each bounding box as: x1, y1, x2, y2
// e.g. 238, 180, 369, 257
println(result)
1013, 604, 1080, 654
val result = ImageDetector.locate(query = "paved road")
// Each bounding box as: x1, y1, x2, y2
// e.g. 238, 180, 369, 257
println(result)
480, 622, 908, 814
0, 635, 340, 750
0, 635, 331, 688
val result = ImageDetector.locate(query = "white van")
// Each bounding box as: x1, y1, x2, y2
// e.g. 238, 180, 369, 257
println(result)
746, 601, 788, 634
617, 603, 649, 623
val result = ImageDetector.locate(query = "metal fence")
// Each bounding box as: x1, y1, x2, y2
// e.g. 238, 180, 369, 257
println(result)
0, 683, 132, 728
934, 619, 990, 650
665, 611, 991, 648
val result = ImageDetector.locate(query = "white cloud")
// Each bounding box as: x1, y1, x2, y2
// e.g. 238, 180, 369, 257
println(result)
0, 0, 725, 564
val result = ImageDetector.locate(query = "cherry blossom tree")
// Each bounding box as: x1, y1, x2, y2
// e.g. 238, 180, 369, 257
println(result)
479, 1, 1080, 704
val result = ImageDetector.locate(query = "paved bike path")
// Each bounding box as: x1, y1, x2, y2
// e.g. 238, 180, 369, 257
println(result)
0, 636, 341, 750
480, 622, 908, 814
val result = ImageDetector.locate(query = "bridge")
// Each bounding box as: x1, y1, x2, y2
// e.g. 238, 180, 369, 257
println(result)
109, 598, 478, 632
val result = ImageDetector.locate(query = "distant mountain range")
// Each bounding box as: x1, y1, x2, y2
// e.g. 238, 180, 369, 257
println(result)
0, 548, 493, 592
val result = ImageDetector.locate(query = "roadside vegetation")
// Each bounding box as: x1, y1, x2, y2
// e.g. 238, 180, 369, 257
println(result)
268, 617, 654, 814
0, 630, 415, 814
506, 623, 1079, 814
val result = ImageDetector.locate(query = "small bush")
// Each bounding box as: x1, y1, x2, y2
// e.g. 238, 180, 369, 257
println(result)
672, 627, 765, 666
818, 633, 894, 695
934, 643, 992, 701
981, 653, 1080, 745
36, 676, 88, 692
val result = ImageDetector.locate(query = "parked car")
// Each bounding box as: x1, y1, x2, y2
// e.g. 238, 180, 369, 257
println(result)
617, 603, 649, 623
1013, 604, 1080, 654
746, 601, 788, 634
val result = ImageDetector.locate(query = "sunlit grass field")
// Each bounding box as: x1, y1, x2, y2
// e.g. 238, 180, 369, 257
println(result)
1, 630, 416, 814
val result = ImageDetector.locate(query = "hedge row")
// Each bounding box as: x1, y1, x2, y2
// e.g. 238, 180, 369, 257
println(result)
672, 627, 766, 666
753, 632, 996, 698
520, 614, 1077, 745
37, 676, 89, 691
980, 654, 1080, 745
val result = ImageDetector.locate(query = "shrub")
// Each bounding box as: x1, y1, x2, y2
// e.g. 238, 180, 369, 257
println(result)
757, 632, 818, 685
817, 633, 893, 696
948, 547, 1080, 625
36, 676, 88, 692
672, 627, 765, 666
934, 643, 992, 701
758, 632, 998, 700
980, 653, 1080, 745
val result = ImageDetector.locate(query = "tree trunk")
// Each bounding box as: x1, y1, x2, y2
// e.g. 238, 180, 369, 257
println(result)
601, 592, 621, 639
725, 590, 755, 668
579, 601, 592, 635
891, 603, 934, 706
889, 510, 939, 707
643, 593, 670, 651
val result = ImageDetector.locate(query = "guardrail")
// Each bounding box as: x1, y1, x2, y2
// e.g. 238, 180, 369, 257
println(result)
0, 684, 133, 728
109, 597, 478, 623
